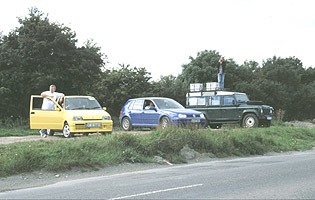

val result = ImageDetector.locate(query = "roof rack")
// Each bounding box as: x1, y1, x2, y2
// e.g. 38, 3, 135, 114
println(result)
189, 82, 229, 92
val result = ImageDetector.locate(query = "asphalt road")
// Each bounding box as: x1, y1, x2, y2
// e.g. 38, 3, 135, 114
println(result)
1, 149, 315, 199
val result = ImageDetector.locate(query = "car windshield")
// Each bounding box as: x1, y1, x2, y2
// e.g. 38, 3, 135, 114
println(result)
154, 98, 184, 109
64, 97, 102, 110
235, 94, 249, 103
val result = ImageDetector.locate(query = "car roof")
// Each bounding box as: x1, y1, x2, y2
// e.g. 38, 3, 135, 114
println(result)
64, 96, 94, 98
130, 97, 172, 101
215, 91, 246, 95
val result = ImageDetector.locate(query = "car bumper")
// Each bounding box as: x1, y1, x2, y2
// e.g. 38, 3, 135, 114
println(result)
172, 118, 207, 127
69, 120, 113, 133
259, 115, 273, 120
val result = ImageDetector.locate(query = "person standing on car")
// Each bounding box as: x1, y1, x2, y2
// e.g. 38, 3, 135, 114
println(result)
217, 56, 226, 89
39, 84, 64, 137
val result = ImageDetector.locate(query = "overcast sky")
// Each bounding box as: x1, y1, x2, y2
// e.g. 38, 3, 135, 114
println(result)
1, 0, 315, 79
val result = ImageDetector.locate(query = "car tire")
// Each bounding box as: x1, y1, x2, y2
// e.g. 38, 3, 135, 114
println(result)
121, 117, 132, 131
63, 122, 72, 138
160, 116, 171, 129
242, 114, 258, 128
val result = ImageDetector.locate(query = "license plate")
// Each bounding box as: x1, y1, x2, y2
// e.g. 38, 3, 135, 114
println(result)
191, 119, 200, 123
86, 123, 102, 128
267, 116, 272, 120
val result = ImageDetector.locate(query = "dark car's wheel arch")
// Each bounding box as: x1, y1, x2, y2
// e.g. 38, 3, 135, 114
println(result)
241, 113, 259, 128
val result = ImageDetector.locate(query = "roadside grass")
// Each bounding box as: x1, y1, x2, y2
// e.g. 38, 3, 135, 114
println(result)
0, 128, 38, 137
0, 116, 122, 137
1, 122, 315, 177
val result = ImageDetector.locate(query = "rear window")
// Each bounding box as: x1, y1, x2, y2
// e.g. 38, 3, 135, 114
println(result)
129, 99, 144, 110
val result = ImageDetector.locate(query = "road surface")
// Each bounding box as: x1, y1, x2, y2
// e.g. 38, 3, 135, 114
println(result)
1, 149, 315, 199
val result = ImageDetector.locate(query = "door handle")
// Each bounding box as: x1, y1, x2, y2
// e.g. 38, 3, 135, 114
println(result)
31, 112, 35, 114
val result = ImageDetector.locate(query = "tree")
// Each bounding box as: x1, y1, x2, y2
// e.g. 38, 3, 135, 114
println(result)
95, 64, 153, 117
151, 75, 186, 105
181, 50, 220, 85
0, 8, 104, 119
180, 50, 241, 91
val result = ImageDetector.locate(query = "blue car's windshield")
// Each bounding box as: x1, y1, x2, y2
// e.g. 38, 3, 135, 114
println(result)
64, 97, 102, 110
154, 99, 184, 109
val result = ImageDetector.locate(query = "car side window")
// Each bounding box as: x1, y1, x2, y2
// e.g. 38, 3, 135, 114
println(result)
144, 100, 155, 109
223, 95, 235, 106
209, 96, 220, 106
131, 100, 144, 110
188, 97, 206, 106
32, 97, 44, 110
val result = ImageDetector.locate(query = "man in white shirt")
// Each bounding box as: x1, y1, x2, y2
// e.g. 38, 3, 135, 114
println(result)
40, 85, 64, 137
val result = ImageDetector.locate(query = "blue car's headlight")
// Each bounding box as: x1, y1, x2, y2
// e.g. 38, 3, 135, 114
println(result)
178, 114, 187, 118
102, 116, 111, 120
73, 116, 83, 121
200, 113, 205, 118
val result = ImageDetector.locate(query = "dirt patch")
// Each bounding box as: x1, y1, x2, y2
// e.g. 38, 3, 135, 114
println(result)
0, 130, 152, 145
0, 135, 62, 145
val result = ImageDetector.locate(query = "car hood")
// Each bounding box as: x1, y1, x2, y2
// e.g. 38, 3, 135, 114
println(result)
66, 110, 109, 119
162, 108, 202, 115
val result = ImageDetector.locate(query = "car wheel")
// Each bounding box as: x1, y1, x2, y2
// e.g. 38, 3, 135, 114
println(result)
63, 122, 71, 138
121, 117, 132, 131
47, 129, 55, 136
83, 132, 89, 136
242, 114, 258, 128
160, 116, 171, 129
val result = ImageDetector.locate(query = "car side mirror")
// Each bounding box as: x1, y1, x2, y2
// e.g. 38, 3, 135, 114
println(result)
103, 107, 107, 111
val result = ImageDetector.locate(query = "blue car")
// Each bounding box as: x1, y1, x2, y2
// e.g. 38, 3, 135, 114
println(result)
119, 97, 206, 131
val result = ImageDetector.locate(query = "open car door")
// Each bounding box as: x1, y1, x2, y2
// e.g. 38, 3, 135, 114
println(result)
29, 95, 64, 130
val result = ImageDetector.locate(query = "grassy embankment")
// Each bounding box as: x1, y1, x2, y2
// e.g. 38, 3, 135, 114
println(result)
1, 122, 315, 177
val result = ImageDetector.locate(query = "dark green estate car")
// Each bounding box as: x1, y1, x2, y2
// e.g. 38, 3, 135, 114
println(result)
186, 90, 274, 128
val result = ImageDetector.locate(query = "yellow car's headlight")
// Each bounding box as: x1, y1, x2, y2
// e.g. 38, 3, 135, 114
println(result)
102, 116, 111, 120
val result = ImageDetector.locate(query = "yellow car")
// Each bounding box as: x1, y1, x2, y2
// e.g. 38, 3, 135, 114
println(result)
29, 95, 113, 137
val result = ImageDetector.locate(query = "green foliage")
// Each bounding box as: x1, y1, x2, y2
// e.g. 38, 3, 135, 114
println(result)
94, 64, 153, 116
181, 50, 220, 85
0, 8, 104, 119
151, 75, 187, 105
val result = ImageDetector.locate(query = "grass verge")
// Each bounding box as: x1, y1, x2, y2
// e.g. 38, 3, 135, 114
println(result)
1, 125, 315, 177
